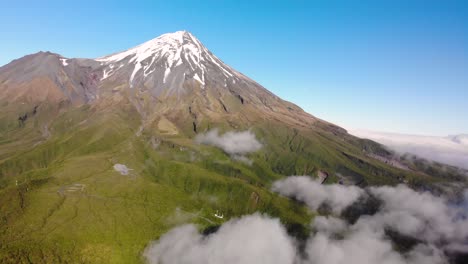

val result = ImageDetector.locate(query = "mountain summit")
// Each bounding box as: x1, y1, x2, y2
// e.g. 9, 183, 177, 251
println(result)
1, 31, 466, 262
96, 31, 242, 90
93, 31, 325, 132
0, 31, 325, 134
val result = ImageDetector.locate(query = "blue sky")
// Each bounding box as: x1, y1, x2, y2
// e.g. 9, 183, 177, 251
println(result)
1, 0, 467, 136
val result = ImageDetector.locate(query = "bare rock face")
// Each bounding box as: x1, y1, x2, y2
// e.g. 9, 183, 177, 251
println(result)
0, 31, 343, 133
93, 31, 324, 128
0, 51, 100, 105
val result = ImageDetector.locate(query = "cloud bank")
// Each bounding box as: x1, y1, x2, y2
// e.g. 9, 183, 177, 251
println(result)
304, 215, 447, 264
195, 129, 262, 155
272, 176, 364, 214
350, 130, 468, 170
195, 129, 262, 164
144, 214, 296, 264
145, 177, 468, 264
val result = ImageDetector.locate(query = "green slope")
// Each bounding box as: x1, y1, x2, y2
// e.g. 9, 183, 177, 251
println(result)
0, 102, 463, 263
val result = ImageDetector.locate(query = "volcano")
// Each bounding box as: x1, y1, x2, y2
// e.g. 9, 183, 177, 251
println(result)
0, 31, 464, 263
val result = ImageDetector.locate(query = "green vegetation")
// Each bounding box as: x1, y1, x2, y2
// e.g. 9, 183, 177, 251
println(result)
0, 103, 463, 263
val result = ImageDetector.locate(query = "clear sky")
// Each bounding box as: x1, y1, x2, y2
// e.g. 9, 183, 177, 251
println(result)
1, 0, 467, 136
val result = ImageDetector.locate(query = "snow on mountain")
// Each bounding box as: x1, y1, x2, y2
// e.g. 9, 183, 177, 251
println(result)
350, 130, 468, 169
96, 31, 241, 89
60, 58, 69, 66
0, 31, 319, 129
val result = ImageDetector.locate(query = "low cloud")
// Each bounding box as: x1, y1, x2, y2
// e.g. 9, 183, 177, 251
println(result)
145, 177, 468, 264
305, 216, 447, 264
195, 129, 262, 155
350, 130, 468, 170
281, 177, 468, 264
195, 129, 262, 164
365, 185, 468, 244
144, 213, 296, 264
272, 176, 364, 214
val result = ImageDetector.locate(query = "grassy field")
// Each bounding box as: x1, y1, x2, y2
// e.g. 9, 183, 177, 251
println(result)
0, 102, 462, 263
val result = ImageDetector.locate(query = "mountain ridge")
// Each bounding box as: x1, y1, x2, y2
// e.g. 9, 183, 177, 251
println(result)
0, 31, 341, 136
1, 31, 466, 263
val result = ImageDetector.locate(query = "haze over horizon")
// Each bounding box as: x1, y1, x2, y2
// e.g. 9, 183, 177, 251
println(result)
1, 0, 467, 136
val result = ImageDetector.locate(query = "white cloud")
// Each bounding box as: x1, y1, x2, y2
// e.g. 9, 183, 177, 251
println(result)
275, 177, 468, 264
364, 184, 468, 245
145, 177, 468, 264
272, 176, 364, 214
302, 210, 447, 264
312, 216, 347, 235
349, 130, 468, 169
144, 213, 297, 264
303, 221, 407, 264
195, 129, 262, 164
195, 129, 262, 155
449, 134, 468, 147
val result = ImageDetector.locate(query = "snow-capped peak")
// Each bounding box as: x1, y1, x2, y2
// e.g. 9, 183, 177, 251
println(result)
97, 31, 192, 63
95, 31, 240, 89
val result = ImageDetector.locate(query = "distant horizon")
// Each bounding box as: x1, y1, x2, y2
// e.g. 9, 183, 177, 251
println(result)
349, 129, 468, 169
2, 0, 467, 136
